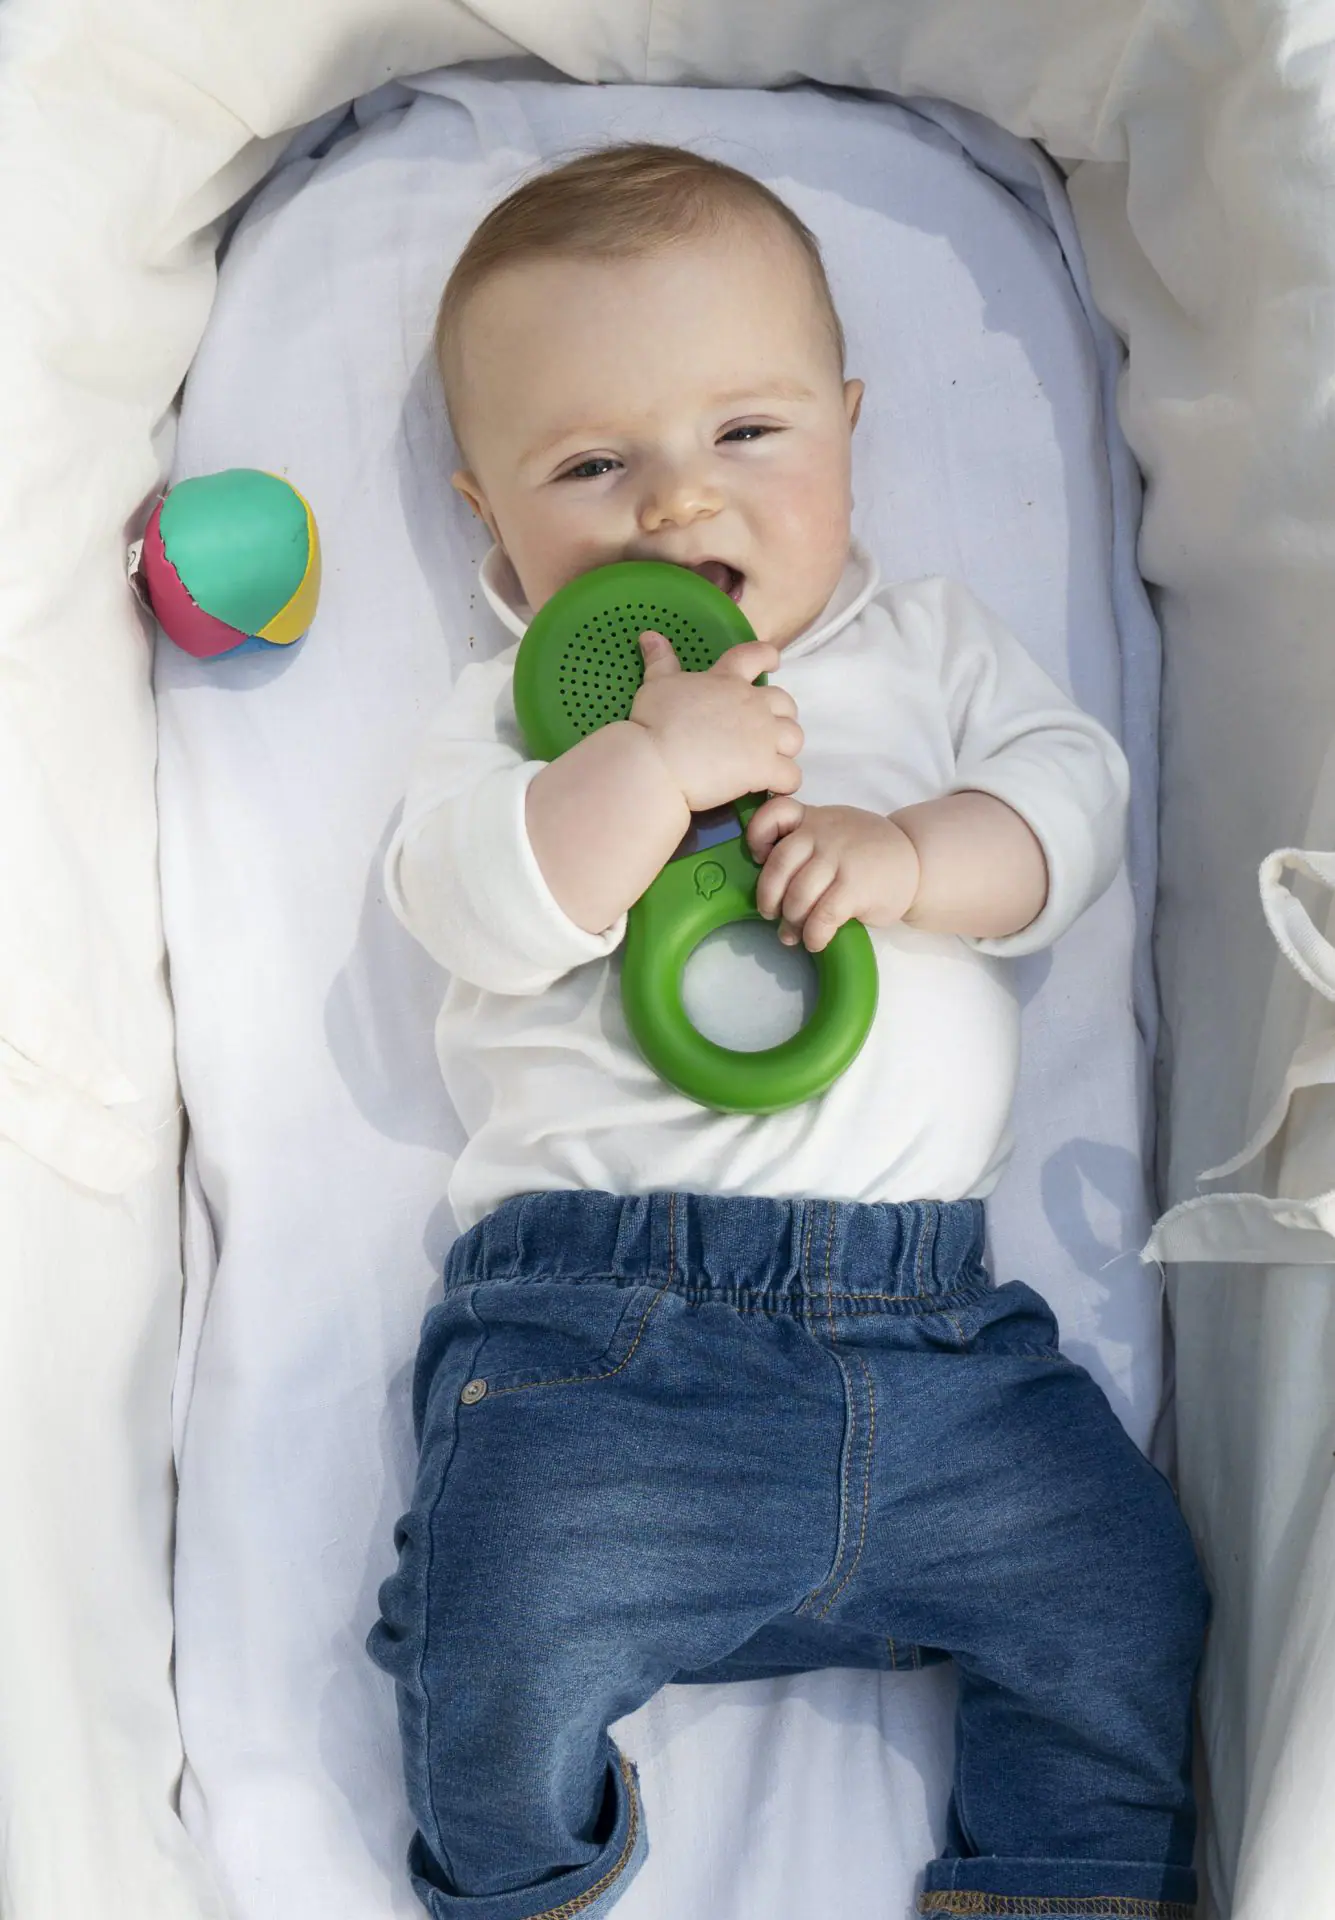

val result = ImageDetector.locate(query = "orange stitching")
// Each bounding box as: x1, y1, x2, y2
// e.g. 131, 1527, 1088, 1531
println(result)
419, 1309, 490, 1883
480, 1285, 987, 1400
816, 1354, 876, 1618
529, 1752, 642, 1919
824, 1200, 837, 1341
487, 1280, 670, 1398
798, 1350, 857, 1618
800, 1202, 814, 1317
476, 1284, 986, 1308
918, 1895, 1194, 1918
783, 1292, 987, 1309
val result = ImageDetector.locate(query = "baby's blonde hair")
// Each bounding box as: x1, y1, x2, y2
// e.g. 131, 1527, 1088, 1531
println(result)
436, 142, 845, 446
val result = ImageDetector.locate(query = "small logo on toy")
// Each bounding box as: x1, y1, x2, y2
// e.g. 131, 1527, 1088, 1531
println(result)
694, 860, 725, 900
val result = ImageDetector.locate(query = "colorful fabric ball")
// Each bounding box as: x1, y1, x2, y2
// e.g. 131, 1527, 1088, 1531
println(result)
140, 469, 321, 659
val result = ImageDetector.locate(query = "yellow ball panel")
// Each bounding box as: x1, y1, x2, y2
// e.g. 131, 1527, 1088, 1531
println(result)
257, 492, 321, 646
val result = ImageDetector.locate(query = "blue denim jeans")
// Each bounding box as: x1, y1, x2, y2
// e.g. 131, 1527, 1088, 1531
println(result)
368, 1191, 1207, 1920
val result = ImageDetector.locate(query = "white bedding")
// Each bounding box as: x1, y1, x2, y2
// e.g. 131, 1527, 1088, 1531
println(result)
158, 72, 1163, 1919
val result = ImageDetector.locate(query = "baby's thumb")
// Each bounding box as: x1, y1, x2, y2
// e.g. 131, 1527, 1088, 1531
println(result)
638, 630, 681, 679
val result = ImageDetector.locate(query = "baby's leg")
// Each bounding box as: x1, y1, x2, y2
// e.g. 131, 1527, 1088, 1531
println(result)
828, 1274, 1208, 1918
367, 1192, 845, 1920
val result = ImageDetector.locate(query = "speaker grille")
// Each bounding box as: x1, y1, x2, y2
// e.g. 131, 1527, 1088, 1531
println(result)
556, 600, 719, 733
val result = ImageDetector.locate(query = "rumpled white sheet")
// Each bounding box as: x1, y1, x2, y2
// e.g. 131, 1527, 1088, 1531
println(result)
156, 72, 1161, 1919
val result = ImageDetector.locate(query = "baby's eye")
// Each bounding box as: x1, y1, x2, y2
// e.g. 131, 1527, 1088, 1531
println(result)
719, 424, 778, 443
559, 457, 620, 481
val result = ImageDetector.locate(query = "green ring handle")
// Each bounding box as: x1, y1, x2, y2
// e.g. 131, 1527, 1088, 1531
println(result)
624, 829, 879, 1114
513, 560, 879, 1113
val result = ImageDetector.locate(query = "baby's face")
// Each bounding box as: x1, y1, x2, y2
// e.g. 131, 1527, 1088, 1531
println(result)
450, 218, 862, 647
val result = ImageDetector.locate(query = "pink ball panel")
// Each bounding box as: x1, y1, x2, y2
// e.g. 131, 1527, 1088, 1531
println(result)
142, 501, 249, 660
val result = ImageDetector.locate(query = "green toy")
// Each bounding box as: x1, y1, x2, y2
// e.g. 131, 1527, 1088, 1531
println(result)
514, 561, 879, 1114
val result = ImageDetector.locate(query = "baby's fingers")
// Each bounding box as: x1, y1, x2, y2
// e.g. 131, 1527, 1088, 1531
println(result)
775, 855, 839, 946
773, 716, 804, 760
793, 884, 853, 954
756, 828, 814, 921
763, 754, 803, 801
746, 796, 804, 864
638, 630, 681, 678
711, 639, 781, 684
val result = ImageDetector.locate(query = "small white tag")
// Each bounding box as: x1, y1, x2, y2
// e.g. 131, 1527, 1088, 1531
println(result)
125, 537, 150, 611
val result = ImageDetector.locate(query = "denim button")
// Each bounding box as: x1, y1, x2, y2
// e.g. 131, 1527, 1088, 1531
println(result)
460, 1378, 488, 1406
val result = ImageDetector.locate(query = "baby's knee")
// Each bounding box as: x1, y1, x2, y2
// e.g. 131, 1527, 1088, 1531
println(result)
1087, 1475, 1209, 1684
1140, 1490, 1210, 1668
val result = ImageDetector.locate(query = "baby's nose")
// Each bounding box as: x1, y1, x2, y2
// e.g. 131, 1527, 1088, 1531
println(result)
638, 465, 723, 531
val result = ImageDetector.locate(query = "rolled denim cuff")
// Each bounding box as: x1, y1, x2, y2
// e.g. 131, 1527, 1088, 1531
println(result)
920, 1852, 1197, 1918
411, 1749, 646, 1920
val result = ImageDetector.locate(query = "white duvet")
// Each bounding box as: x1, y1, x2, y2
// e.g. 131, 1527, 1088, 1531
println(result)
157, 72, 1163, 1919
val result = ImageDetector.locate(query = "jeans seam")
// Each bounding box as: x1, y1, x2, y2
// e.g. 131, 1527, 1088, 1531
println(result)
918, 1899, 1195, 1918
451, 1283, 990, 1309
528, 1750, 641, 1920
823, 1288, 988, 1303
954, 1658, 976, 1852
825, 1200, 837, 1343
446, 1268, 632, 1293
419, 1302, 488, 1883
800, 1201, 814, 1326
814, 1352, 876, 1619
484, 1280, 670, 1399
797, 1347, 856, 1618
807, 1292, 992, 1314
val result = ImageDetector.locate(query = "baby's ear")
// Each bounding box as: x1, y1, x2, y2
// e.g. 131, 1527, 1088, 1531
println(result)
844, 379, 865, 430
451, 470, 500, 543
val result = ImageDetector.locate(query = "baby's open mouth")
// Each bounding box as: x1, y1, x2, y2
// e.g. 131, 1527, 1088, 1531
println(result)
685, 560, 745, 602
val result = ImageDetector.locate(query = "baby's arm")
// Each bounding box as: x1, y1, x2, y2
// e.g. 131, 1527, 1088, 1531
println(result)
749, 791, 1046, 951
388, 629, 801, 993
895, 791, 1049, 935
748, 579, 1128, 955
529, 631, 801, 933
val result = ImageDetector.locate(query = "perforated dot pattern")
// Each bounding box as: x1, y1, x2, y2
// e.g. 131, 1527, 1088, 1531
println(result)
557, 601, 719, 734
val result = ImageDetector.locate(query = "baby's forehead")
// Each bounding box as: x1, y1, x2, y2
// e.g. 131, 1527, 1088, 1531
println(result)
444, 218, 840, 455
486, 211, 809, 301
458, 222, 829, 372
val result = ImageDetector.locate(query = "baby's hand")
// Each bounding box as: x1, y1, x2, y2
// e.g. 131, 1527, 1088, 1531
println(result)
748, 800, 921, 953
630, 632, 803, 812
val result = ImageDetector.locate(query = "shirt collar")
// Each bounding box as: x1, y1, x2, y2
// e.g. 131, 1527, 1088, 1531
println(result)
478, 542, 880, 658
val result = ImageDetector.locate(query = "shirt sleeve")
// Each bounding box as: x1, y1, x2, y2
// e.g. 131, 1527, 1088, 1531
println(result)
384, 647, 627, 995
889, 577, 1131, 958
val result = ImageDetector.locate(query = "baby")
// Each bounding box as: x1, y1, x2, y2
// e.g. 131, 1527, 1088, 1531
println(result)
368, 143, 1207, 1920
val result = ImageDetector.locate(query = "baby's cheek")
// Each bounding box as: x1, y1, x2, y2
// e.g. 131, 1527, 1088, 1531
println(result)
772, 462, 846, 535
492, 486, 619, 609
769, 466, 852, 571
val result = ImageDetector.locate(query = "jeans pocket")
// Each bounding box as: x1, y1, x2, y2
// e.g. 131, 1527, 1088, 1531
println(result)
469, 1278, 666, 1397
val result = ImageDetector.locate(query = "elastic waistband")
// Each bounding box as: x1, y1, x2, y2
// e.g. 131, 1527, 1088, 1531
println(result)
444, 1191, 988, 1306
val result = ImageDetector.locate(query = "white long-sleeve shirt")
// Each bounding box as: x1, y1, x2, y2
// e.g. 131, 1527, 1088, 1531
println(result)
388, 545, 1129, 1231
